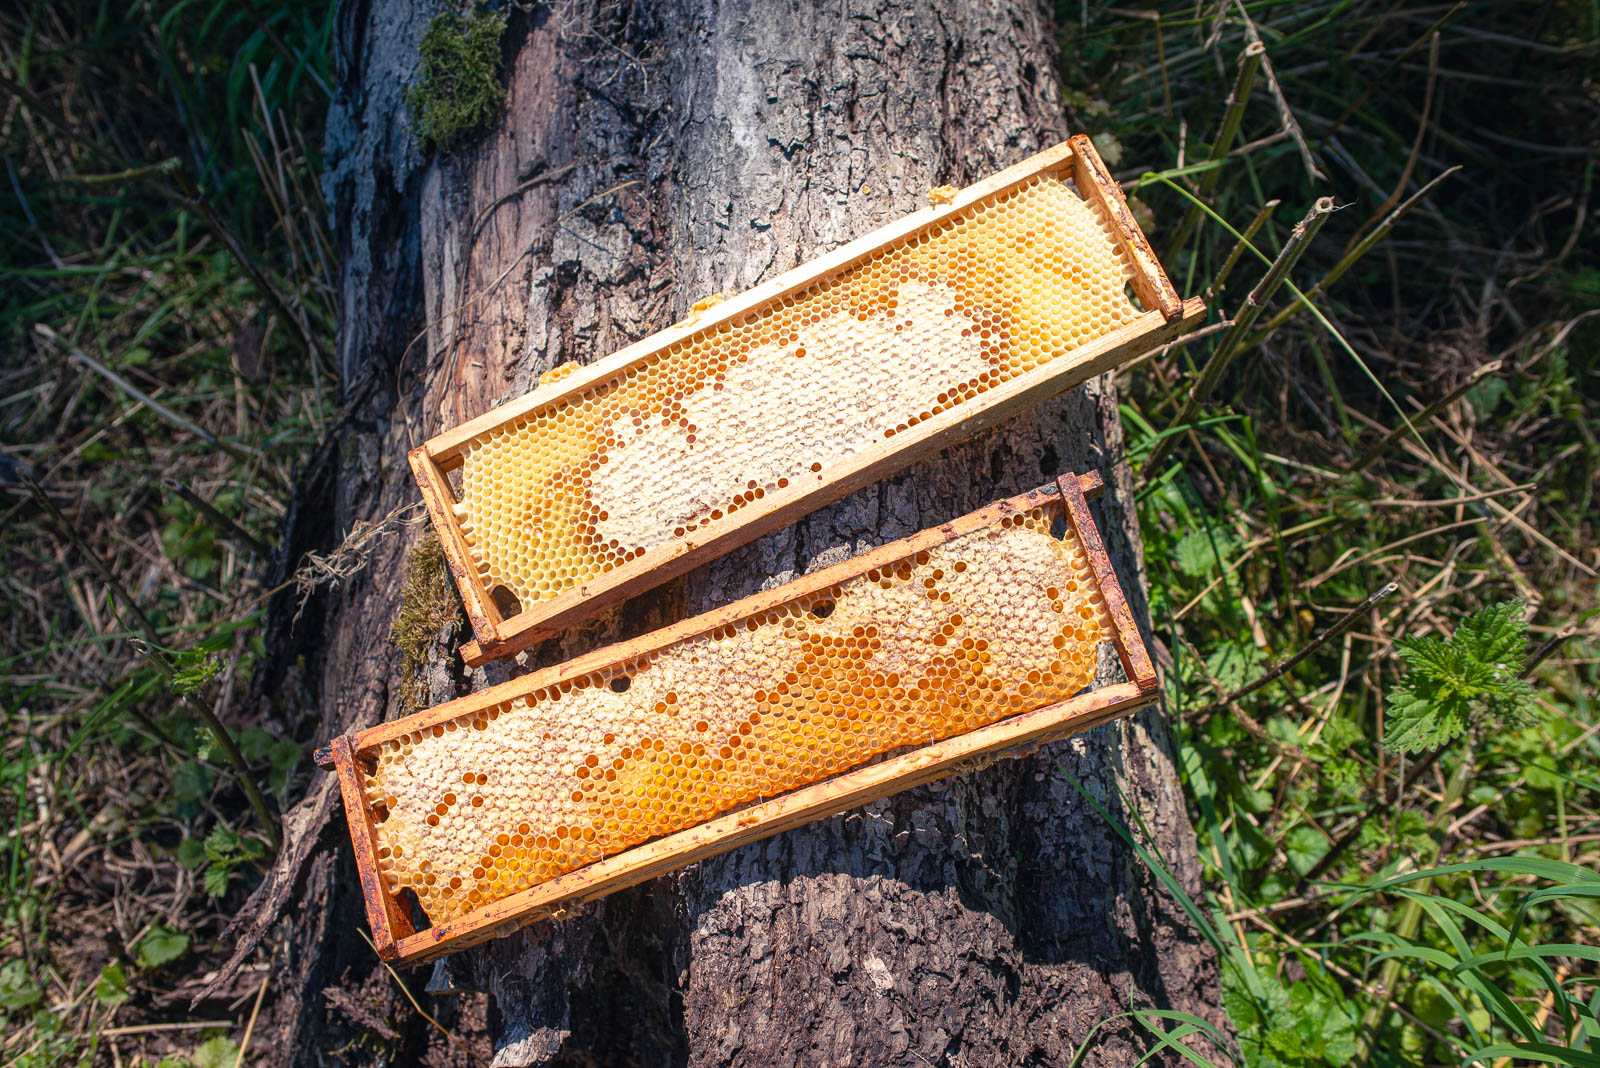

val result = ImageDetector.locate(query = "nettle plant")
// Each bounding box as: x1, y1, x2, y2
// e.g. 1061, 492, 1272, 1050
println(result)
1384, 601, 1535, 755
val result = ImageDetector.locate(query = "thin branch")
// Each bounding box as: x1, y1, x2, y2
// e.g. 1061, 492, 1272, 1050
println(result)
1190, 581, 1399, 722
1346, 359, 1503, 473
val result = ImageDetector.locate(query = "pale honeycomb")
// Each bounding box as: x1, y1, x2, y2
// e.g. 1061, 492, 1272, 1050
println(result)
364, 507, 1115, 921
454, 175, 1137, 610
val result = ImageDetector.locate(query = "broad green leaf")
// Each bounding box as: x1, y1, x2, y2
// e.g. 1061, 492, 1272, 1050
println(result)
191, 1037, 241, 1068
177, 837, 208, 871
203, 863, 233, 897
136, 925, 191, 969
1384, 601, 1534, 753
0, 958, 41, 1013
204, 825, 241, 862
95, 961, 130, 1006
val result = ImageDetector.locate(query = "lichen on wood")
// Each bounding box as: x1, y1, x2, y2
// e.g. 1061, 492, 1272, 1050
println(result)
408, 8, 508, 153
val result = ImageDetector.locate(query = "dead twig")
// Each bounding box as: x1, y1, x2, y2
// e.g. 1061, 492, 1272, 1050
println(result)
1190, 581, 1399, 722
161, 477, 272, 558
27, 482, 282, 854
1209, 198, 1280, 295
292, 502, 425, 620
1347, 359, 1503, 473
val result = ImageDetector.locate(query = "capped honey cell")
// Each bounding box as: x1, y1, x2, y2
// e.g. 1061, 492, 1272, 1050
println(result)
363, 504, 1115, 922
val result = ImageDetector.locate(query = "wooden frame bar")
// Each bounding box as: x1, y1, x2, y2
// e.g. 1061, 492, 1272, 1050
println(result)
409, 135, 1200, 666
317, 471, 1160, 964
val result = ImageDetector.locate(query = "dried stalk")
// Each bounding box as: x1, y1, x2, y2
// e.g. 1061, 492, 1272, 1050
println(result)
1209, 198, 1280, 295
1247, 166, 1460, 344
1346, 359, 1503, 473
1145, 196, 1336, 473
1167, 41, 1267, 256
27, 483, 282, 854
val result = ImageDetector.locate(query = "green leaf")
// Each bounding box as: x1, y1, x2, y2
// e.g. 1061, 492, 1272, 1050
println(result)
173, 761, 212, 806
95, 961, 130, 1006
0, 958, 42, 1013
1456, 600, 1528, 667
1463, 1041, 1600, 1068
190, 1037, 241, 1068
1284, 825, 1330, 877
135, 925, 191, 969
203, 863, 233, 897
177, 837, 208, 871
1384, 601, 1534, 754
1174, 529, 1236, 578
1384, 680, 1469, 753
170, 650, 223, 695
1205, 640, 1266, 694
204, 825, 241, 862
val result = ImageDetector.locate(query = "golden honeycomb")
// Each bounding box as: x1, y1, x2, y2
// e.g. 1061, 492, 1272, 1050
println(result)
364, 506, 1115, 921
454, 174, 1138, 610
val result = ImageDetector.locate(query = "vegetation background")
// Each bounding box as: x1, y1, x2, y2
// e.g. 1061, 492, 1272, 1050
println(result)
0, 0, 1595, 1064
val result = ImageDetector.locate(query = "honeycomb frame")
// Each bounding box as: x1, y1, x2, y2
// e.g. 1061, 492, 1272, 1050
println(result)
317, 471, 1158, 964
410, 135, 1202, 667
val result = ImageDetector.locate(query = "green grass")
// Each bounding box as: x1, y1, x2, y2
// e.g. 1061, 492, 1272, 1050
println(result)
1059, 0, 1599, 1062
1, 0, 335, 1062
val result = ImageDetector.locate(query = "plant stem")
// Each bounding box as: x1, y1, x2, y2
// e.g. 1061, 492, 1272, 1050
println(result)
1209, 198, 1280, 295
34, 323, 262, 471
1145, 196, 1336, 474
1245, 167, 1461, 346
1167, 41, 1267, 257
1190, 580, 1399, 721
161, 476, 272, 558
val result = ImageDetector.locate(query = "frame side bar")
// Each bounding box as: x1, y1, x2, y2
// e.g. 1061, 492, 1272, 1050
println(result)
329, 736, 413, 957
1068, 135, 1184, 321
1056, 473, 1158, 693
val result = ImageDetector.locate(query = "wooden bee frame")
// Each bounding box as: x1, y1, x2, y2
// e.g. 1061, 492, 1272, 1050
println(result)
316, 471, 1158, 964
409, 135, 1202, 666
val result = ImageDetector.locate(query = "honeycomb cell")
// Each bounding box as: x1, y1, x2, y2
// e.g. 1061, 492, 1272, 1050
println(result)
452, 176, 1138, 610
365, 506, 1116, 921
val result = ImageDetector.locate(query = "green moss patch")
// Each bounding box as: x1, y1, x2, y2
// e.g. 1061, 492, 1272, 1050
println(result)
390, 533, 459, 712
408, 8, 509, 154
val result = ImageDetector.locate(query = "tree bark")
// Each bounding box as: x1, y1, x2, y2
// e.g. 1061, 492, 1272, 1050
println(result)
258, 1, 1222, 1064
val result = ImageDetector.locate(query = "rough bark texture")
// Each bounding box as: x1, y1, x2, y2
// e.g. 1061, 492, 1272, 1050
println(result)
256, 1, 1222, 1064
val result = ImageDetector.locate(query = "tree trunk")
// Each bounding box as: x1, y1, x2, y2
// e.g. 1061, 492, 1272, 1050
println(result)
255, 1, 1222, 1064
